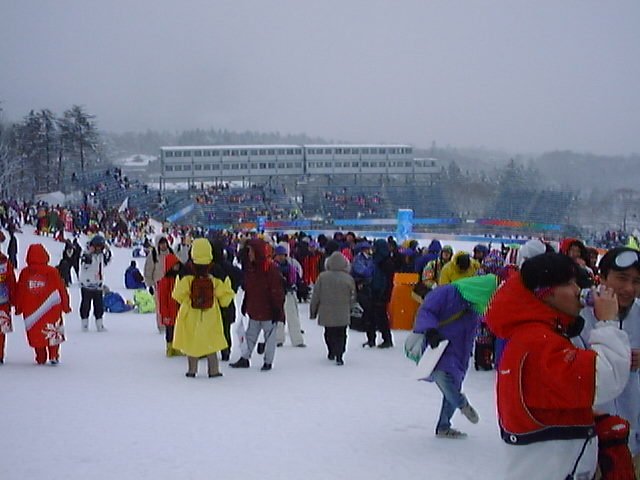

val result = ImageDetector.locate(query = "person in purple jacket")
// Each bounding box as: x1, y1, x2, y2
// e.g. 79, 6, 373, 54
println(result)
413, 274, 499, 439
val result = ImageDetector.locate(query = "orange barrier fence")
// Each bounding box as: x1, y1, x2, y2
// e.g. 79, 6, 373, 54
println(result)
388, 273, 421, 330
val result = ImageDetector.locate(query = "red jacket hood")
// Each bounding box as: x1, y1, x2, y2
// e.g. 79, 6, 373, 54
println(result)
163, 253, 181, 274
26, 244, 50, 266
485, 271, 576, 340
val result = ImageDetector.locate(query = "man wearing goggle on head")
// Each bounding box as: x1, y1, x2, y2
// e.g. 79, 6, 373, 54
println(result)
613, 249, 640, 270
576, 246, 640, 470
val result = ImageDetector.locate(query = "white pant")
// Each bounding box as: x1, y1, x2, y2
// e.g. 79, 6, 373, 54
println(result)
276, 292, 304, 346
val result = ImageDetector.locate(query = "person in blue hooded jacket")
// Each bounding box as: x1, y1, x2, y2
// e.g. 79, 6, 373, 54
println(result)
414, 239, 442, 276
124, 261, 146, 289
413, 274, 499, 438
363, 239, 396, 348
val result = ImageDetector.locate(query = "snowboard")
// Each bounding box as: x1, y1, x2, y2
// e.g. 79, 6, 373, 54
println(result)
415, 340, 449, 380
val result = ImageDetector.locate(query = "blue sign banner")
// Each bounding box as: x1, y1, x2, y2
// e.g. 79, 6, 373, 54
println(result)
396, 209, 414, 243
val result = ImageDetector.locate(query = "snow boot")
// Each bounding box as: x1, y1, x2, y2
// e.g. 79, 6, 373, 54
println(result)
81, 318, 89, 331
206, 354, 221, 377
230, 357, 250, 368
436, 428, 467, 439
186, 356, 198, 377
261, 363, 272, 371
96, 318, 107, 332
460, 398, 479, 424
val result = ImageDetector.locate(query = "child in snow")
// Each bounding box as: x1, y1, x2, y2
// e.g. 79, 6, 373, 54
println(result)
14, 244, 71, 365
0, 246, 17, 363
172, 238, 234, 378
157, 254, 182, 356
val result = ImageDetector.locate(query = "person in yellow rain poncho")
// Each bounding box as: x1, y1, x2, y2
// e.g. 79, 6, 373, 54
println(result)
172, 238, 234, 379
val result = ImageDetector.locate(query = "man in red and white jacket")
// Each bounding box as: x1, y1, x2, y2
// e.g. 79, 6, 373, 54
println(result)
15, 244, 71, 365
486, 253, 630, 480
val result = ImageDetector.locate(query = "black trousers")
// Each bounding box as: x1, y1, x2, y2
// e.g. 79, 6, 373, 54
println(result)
366, 301, 392, 344
80, 287, 104, 320
220, 302, 235, 360
324, 326, 347, 358
164, 325, 175, 343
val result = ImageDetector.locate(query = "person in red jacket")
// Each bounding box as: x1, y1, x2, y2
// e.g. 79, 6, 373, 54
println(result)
0, 249, 17, 364
486, 253, 630, 479
14, 244, 71, 365
157, 253, 182, 357
230, 238, 285, 371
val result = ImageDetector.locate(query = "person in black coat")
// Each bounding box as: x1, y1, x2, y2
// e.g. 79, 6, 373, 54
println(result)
55, 241, 75, 286
71, 238, 82, 282
210, 241, 242, 361
365, 239, 396, 348
7, 225, 18, 269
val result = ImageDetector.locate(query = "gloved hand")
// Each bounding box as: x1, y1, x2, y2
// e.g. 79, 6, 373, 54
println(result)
404, 332, 426, 364
148, 286, 154, 295
425, 328, 445, 349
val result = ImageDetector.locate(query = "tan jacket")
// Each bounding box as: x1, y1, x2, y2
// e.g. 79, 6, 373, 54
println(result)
310, 252, 356, 328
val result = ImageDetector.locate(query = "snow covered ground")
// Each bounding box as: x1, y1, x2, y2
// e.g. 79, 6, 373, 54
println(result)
1, 230, 506, 480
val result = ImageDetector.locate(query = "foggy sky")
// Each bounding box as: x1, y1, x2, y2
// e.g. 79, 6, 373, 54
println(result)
1, 0, 639, 155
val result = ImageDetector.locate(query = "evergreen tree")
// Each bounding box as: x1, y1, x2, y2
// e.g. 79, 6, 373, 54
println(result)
61, 105, 100, 173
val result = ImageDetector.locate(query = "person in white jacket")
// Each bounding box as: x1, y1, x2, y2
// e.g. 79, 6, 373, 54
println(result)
79, 235, 111, 332
576, 246, 640, 474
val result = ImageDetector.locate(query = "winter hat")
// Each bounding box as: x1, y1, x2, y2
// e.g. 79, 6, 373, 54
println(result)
441, 245, 453, 255
190, 238, 213, 265
517, 239, 547, 268
455, 253, 471, 270
90, 235, 106, 247
453, 274, 499, 315
277, 241, 290, 255
355, 241, 372, 252
274, 245, 288, 256
520, 253, 577, 299
324, 239, 340, 255
473, 244, 489, 256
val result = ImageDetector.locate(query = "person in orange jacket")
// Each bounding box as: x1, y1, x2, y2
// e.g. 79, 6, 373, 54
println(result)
0, 247, 17, 363
14, 244, 71, 365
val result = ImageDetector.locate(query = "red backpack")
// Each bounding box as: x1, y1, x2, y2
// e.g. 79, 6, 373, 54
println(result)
190, 274, 214, 310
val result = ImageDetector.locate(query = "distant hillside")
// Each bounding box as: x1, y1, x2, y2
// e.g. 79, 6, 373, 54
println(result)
104, 128, 333, 158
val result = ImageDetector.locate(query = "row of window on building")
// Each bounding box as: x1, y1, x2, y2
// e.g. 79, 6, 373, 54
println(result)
306, 161, 414, 168
165, 162, 304, 172
163, 146, 412, 158
305, 147, 412, 155
164, 148, 303, 158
